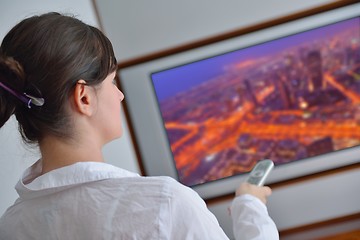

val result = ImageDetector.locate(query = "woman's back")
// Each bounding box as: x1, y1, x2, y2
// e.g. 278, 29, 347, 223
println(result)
0, 161, 229, 240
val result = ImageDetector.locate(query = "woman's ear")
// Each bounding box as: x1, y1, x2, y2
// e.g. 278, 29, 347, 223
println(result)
73, 80, 94, 116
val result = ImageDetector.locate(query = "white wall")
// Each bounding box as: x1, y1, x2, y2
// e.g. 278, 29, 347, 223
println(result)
95, 0, 334, 62
95, 0, 360, 239
0, 0, 138, 216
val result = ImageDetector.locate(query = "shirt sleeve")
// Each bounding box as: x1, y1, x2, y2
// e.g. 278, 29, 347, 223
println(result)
162, 177, 230, 240
230, 194, 279, 240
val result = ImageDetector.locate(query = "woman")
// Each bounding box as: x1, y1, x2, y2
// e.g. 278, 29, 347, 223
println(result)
0, 12, 278, 239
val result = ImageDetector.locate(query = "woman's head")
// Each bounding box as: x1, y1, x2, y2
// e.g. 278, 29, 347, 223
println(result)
0, 12, 117, 144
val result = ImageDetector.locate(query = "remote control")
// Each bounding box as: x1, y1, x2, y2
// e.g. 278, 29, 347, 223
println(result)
246, 159, 274, 186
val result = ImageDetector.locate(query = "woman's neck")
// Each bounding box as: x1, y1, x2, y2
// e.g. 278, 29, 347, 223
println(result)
39, 135, 104, 175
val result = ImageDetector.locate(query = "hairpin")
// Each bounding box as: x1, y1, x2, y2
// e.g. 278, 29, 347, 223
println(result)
0, 81, 44, 108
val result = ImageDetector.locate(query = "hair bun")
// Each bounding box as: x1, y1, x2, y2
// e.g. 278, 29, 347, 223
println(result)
0, 53, 25, 82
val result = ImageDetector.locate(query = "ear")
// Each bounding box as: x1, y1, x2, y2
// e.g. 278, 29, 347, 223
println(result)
73, 80, 95, 116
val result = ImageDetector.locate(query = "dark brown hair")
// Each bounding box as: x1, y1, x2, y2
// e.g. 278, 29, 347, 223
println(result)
0, 12, 117, 144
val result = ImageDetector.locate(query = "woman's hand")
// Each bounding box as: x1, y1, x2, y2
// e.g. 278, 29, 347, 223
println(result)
235, 182, 272, 204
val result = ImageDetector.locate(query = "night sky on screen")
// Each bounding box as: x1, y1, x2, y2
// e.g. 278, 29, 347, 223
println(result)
151, 17, 359, 101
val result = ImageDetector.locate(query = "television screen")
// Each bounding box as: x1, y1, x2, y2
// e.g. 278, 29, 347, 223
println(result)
150, 17, 360, 187
119, 2, 360, 199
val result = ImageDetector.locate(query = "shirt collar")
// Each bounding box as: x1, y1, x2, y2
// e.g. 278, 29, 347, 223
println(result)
15, 160, 139, 199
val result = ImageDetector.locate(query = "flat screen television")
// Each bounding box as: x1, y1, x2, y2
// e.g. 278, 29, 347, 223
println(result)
118, 2, 360, 200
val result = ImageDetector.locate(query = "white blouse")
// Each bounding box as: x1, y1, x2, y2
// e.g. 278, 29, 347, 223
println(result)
0, 160, 278, 240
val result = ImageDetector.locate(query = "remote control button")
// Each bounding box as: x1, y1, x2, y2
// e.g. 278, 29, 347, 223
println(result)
252, 170, 264, 177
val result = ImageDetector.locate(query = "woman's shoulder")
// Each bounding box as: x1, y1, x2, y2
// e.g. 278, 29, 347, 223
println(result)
101, 174, 197, 201
125, 175, 188, 194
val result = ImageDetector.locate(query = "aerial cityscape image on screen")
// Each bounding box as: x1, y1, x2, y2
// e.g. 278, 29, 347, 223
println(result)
151, 17, 360, 187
